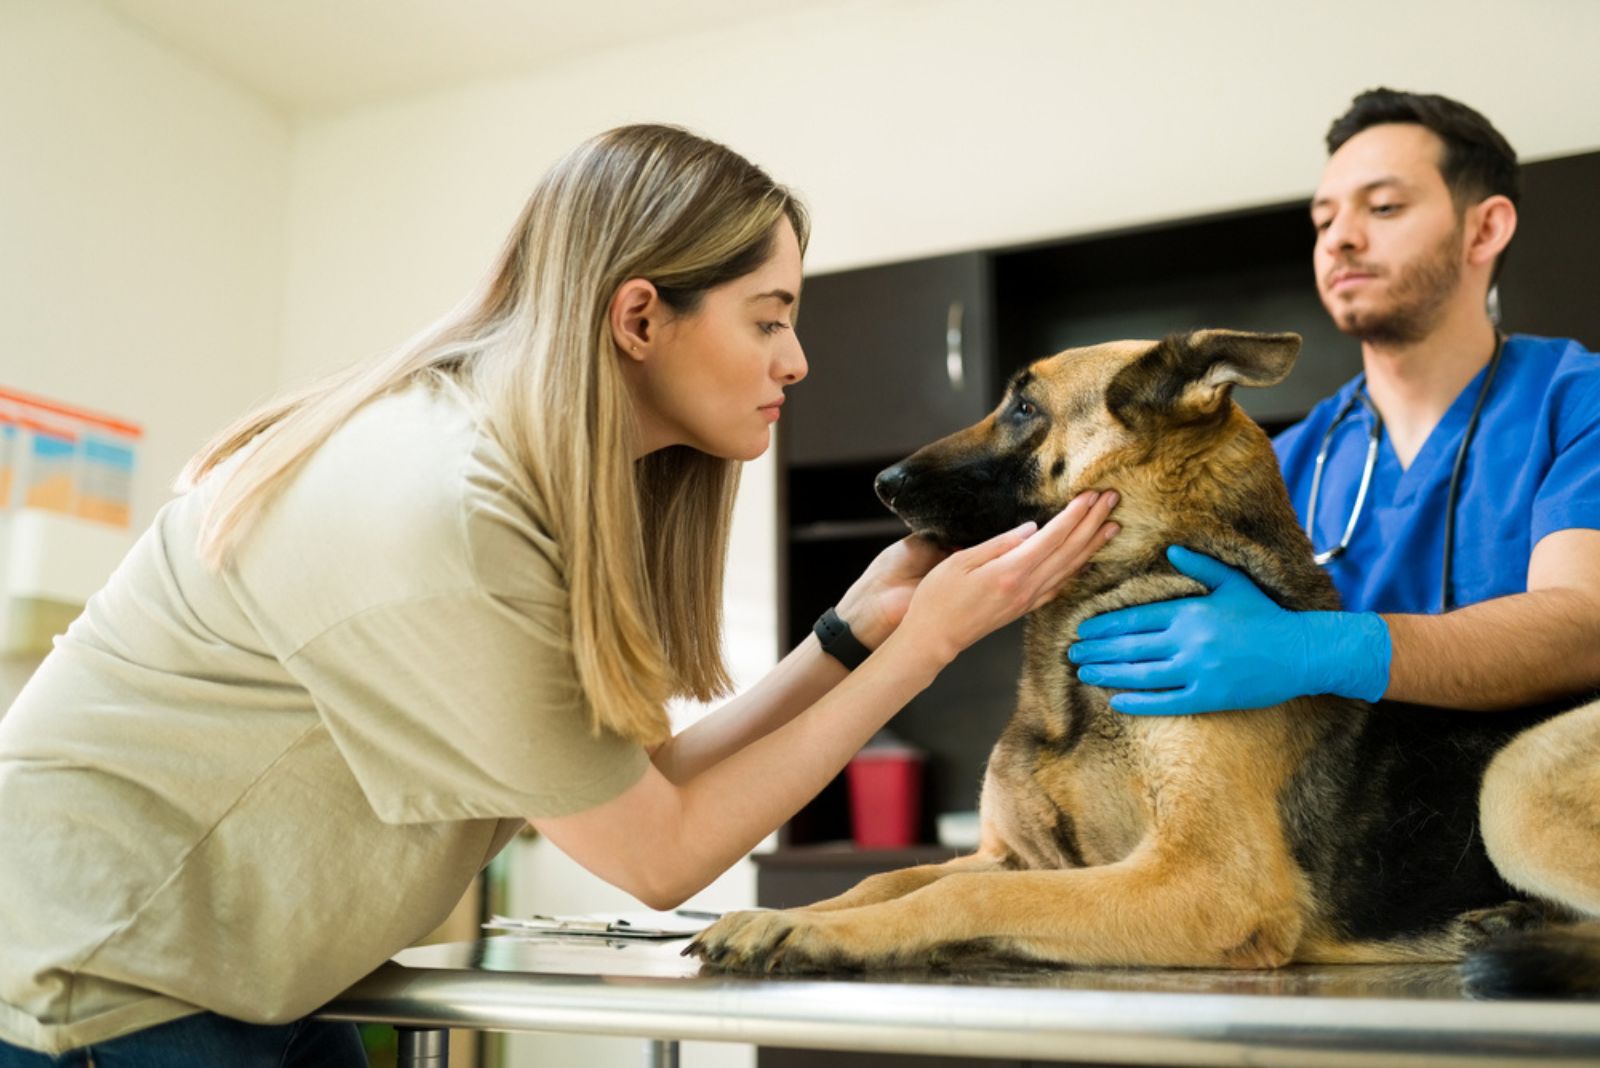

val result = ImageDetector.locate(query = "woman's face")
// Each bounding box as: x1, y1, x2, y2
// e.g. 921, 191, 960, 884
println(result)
619, 219, 807, 461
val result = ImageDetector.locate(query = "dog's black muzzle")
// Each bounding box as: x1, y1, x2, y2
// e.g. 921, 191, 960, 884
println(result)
875, 453, 1043, 549
873, 464, 910, 510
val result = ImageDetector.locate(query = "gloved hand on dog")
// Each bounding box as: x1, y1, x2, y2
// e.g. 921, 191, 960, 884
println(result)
1067, 545, 1391, 715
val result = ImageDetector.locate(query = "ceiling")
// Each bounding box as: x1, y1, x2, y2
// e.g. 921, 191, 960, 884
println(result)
96, 0, 830, 113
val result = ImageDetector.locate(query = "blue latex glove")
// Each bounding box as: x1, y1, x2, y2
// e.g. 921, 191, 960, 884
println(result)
1067, 545, 1391, 715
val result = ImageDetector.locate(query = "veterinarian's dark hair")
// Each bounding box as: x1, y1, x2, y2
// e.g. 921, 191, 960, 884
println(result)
1327, 88, 1520, 283
1327, 88, 1520, 207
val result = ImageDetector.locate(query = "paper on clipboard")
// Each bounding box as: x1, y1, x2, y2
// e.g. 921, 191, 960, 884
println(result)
483, 910, 718, 940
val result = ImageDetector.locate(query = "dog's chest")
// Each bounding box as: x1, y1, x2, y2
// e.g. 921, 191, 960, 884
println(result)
976, 575, 1213, 870
982, 687, 1152, 871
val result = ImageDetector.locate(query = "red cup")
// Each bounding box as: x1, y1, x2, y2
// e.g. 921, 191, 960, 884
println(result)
847, 747, 924, 848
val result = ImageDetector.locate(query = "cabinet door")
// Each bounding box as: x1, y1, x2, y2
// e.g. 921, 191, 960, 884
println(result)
1497, 152, 1600, 350
786, 252, 993, 465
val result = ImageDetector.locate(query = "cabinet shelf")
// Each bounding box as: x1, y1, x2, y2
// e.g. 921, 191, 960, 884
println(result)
755, 843, 961, 870
789, 518, 908, 543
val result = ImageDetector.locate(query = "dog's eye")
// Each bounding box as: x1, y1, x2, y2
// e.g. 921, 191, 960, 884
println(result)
1017, 400, 1037, 418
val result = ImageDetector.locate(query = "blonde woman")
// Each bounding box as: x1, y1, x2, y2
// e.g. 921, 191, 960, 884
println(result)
0, 125, 1120, 1066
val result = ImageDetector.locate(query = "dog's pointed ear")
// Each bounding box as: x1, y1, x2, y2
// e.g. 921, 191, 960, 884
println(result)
1186, 329, 1301, 396
1108, 330, 1301, 426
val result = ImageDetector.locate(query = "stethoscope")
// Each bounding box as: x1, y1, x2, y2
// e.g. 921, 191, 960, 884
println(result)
1304, 334, 1506, 613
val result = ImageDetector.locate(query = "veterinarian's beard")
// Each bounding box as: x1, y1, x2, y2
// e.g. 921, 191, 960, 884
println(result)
1326, 224, 1463, 346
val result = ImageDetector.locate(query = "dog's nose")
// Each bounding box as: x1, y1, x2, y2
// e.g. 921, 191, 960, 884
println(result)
875, 465, 907, 506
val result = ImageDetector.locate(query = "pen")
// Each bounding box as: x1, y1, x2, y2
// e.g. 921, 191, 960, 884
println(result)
674, 908, 722, 921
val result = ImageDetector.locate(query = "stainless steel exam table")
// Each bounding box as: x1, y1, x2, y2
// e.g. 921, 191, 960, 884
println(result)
319, 934, 1600, 1067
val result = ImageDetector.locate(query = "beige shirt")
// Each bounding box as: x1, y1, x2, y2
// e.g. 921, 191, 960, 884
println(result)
0, 383, 648, 1054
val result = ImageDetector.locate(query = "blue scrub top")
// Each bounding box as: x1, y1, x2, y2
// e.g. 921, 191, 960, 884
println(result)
1273, 334, 1600, 615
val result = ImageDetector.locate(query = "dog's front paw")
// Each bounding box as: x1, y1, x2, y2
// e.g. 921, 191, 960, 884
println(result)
683, 909, 862, 974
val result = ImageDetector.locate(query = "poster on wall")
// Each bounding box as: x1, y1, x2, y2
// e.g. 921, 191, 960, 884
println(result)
0, 386, 141, 528
0, 387, 143, 655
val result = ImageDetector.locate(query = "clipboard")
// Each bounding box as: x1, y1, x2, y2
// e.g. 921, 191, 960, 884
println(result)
483, 910, 719, 941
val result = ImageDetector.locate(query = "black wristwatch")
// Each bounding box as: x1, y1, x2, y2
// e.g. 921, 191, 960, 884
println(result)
813, 607, 872, 670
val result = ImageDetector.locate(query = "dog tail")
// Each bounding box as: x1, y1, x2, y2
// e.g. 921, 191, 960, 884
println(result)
1462, 920, 1600, 997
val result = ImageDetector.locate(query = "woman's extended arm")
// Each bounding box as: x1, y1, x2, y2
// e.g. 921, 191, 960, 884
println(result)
533, 492, 1118, 909
646, 533, 947, 785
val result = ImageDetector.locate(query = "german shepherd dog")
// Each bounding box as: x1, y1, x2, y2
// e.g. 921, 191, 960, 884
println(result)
688, 329, 1599, 992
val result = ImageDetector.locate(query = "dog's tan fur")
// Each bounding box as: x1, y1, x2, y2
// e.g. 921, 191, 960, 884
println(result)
1481, 702, 1600, 915
689, 330, 1589, 981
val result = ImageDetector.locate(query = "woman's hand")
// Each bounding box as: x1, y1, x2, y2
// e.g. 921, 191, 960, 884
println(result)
834, 535, 951, 650
891, 491, 1120, 668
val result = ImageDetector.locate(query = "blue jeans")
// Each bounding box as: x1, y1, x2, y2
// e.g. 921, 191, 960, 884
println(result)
0, 1012, 366, 1067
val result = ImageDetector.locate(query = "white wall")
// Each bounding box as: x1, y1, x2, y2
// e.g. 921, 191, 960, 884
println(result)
0, 0, 292, 529
279, 0, 1600, 389
0, 0, 290, 707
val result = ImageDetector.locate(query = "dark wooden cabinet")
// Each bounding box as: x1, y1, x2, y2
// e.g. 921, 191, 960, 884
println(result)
785, 251, 994, 466
1496, 152, 1600, 351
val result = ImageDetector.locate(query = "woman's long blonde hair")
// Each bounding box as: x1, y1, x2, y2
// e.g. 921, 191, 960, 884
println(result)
179, 124, 810, 746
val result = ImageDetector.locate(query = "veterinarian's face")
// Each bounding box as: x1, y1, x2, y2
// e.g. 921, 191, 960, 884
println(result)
631, 219, 806, 461
1312, 123, 1468, 345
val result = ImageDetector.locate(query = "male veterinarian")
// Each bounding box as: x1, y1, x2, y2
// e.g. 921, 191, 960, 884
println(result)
1069, 89, 1600, 910
1070, 87, 1600, 713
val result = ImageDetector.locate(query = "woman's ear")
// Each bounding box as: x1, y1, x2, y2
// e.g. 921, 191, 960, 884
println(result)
1467, 194, 1517, 270
610, 278, 660, 363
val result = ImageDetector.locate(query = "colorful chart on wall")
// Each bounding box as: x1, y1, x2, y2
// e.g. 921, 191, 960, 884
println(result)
0, 386, 142, 529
